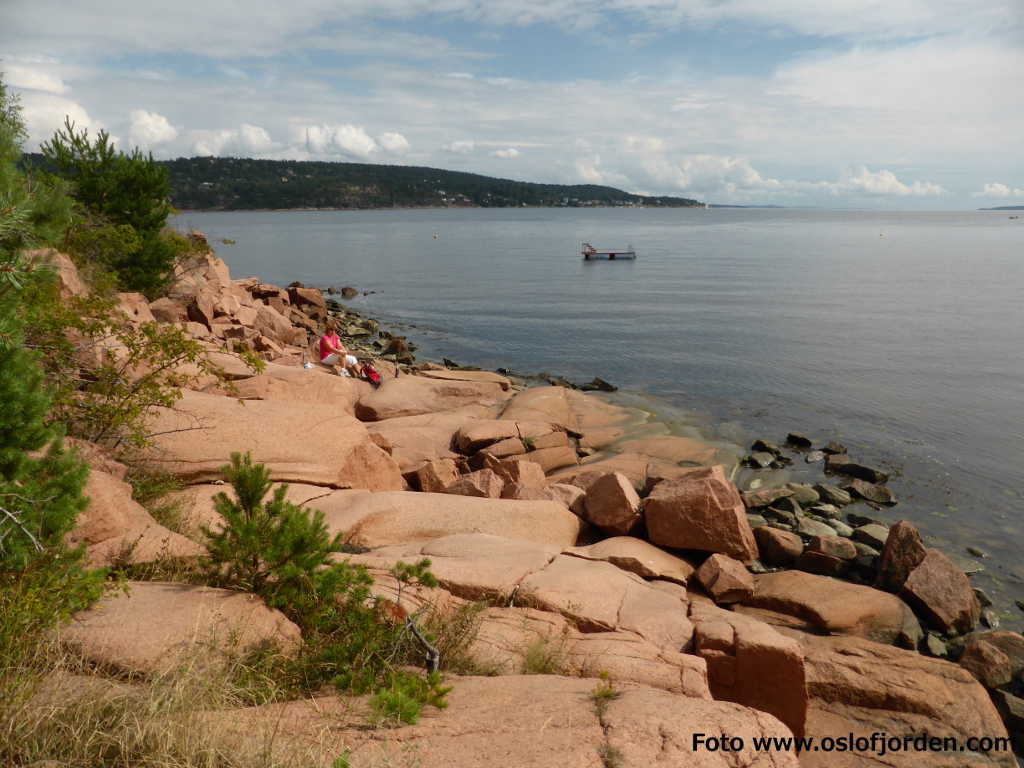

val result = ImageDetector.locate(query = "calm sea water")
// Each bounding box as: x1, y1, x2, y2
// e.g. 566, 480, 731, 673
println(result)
174, 207, 1024, 623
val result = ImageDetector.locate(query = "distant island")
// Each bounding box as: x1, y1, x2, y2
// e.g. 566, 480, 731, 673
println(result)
978, 206, 1024, 211
22, 154, 701, 211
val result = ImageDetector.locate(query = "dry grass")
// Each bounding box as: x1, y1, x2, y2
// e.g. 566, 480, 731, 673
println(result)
0, 634, 328, 768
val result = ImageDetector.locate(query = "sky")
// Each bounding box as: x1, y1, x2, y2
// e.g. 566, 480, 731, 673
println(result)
2, 0, 1022, 209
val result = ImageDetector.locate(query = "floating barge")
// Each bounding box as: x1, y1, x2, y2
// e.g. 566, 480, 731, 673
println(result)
581, 242, 636, 260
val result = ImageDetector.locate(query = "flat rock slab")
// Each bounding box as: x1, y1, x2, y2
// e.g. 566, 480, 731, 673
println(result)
58, 581, 301, 676
501, 386, 577, 432
141, 389, 404, 490
164, 482, 335, 538
469, 606, 710, 698
418, 368, 512, 390
550, 453, 701, 492
564, 536, 695, 585
366, 405, 496, 473
455, 419, 558, 452
614, 436, 722, 466
199, 674, 798, 768
746, 570, 921, 646
331, 491, 581, 549
345, 533, 559, 601
355, 375, 511, 421
229, 365, 370, 413
518, 555, 693, 649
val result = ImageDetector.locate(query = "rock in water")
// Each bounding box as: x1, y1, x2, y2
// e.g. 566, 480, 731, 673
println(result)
841, 478, 898, 505
786, 432, 813, 448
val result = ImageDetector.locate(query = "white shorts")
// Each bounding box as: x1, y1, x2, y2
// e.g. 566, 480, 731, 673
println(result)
322, 353, 357, 367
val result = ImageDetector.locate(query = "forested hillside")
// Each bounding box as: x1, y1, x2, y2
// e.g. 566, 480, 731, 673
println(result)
23, 154, 700, 211
160, 157, 701, 210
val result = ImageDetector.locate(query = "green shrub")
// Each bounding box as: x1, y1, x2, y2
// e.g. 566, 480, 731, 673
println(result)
202, 452, 374, 629
370, 670, 452, 726
203, 453, 455, 723
21, 286, 231, 451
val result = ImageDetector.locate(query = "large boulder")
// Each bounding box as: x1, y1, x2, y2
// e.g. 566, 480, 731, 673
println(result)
644, 465, 759, 562
116, 292, 156, 324
582, 472, 641, 536
784, 629, 1015, 768
414, 458, 461, 492
564, 536, 694, 585
745, 570, 922, 646
696, 554, 754, 604
140, 389, 404, 490
330, 491, 581, 549
443, 468, 505, 498
901, 549, 981, 635
58, 581, 301, 676
690, 596, 808, 740
753, 527, 803, 567
67, 467, 204, 568
43, 249, 87, 299
356, 375, 511, 421
876, 520, 927, 591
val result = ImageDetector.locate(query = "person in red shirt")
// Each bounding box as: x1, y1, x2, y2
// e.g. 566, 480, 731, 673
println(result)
318, 320, 362, 377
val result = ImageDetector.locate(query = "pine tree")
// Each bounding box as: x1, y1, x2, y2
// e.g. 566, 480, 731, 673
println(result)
0, 74, 101, 656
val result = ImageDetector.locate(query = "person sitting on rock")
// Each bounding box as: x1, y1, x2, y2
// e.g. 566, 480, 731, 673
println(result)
319, 321, 362, 377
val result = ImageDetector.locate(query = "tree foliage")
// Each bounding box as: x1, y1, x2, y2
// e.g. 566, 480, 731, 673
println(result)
0, 74, 103, 664
41, 118, 177, 295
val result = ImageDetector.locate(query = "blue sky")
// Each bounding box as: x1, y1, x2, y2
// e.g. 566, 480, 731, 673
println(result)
2, 0, 1022, 208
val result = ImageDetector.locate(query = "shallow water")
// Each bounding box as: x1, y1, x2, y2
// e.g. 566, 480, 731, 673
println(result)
174, 207, 1024, 626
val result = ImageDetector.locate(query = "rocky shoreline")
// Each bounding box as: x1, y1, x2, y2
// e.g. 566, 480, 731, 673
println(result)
50, 243, 1024, 766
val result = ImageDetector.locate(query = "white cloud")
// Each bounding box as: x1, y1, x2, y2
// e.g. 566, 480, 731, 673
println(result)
975, 182, 1024, 198
378, 131, 410, 154
128, 109, 177, 148
4, 63, 68, 94
832, 166, 945, 197
293, 123, 379, 158
443, 140, 476, 154
191, 123, 274, 156
492, 147, 519, 158
17, 92, 103, 149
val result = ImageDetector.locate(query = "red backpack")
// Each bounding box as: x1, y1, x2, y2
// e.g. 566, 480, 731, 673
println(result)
362, 362, 382, 388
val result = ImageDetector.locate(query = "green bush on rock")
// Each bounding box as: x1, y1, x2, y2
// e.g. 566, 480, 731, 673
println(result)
204, 452, 452, 722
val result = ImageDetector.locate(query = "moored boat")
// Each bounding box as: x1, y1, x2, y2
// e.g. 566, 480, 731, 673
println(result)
581, 242, 636, 260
